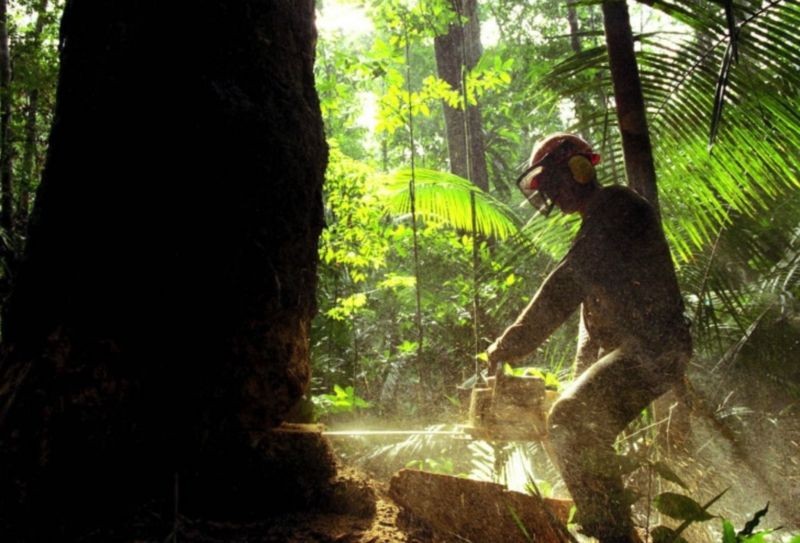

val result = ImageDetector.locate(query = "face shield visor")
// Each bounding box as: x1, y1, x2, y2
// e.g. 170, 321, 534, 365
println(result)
515, 163, 554, 216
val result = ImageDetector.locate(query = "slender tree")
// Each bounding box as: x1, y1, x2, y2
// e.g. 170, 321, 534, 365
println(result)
601, 0, 659, 212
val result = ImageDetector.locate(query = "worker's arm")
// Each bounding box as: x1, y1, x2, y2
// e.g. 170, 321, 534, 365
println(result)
487, 259, 584, 372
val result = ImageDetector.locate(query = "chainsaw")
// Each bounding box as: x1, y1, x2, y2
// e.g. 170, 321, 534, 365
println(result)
323, 370, 558, 442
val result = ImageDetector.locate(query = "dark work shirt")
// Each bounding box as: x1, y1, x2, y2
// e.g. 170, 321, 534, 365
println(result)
492, 185, 692, 364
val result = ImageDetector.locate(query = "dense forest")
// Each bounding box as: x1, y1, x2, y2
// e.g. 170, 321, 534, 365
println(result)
0, 0, 796, 541
311, 0, 800, 540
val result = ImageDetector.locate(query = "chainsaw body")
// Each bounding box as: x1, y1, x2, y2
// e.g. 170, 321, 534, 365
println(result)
465, 372, 559, 441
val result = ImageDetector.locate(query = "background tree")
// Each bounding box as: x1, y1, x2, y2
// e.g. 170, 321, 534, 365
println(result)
434, 0, 490, 192
602, 0, 660, 209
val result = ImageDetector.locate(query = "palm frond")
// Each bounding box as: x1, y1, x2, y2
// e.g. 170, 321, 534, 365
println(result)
536, 0, 800, 348
541, 1, 800, 258
377, 167, 520, 240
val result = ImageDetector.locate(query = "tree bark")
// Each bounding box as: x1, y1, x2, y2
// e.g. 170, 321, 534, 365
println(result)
434, 0, 490, 191
0, 0, 326, 538
567, 1, 582, 55
601, 0, 660, 214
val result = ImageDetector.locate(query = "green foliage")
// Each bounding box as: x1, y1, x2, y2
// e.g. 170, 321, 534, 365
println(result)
379, 167, 519, 239
0, 0, 63, 274
312, 0, 561, 413
717, 503, 800, 543
501, 363, 562, 391
312, 385, 372, 417
321, 146, 387, 271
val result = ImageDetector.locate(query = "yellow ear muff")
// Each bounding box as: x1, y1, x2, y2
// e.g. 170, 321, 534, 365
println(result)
568, 155, 595, 185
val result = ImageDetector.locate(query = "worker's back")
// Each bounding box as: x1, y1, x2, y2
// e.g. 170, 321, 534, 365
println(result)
568, 185, 692, 358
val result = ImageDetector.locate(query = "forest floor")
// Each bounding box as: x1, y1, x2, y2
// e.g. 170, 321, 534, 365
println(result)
165, 466, 568, 543
86, 372, 799, 543
173, 477, 421, 543
87, 467, 422, 543
86, 415, 799, 543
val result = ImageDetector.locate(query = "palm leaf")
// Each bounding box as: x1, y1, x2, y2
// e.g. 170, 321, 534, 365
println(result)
541, 1, 800, 253
377, 167, 520, 240
536, 0, 800, 349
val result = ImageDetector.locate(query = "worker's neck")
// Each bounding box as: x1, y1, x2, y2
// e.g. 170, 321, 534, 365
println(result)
576, 184, 600, 218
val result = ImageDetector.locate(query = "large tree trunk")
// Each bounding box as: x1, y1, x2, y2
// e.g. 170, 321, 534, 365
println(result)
601, 0, 660, 213
434, 0, 490, 191
0, 0, 326, 539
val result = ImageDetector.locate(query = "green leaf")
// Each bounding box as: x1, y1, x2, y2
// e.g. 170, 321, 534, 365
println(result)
378, 273, 416, 289
740, 534, 767, 543
721, 519, 736, 543
378, 168, 519, 240
313, 385, 371, 416
653, 492, 715, 522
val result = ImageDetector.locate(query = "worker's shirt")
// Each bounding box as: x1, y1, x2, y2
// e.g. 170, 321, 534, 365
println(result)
491, 185, 692, 365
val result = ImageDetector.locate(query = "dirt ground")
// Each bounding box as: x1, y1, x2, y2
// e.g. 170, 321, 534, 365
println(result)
80, 469, 426, 543
172, 482, 422, 543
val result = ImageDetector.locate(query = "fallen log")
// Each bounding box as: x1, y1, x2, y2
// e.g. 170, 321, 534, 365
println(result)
389, 469, 575, 543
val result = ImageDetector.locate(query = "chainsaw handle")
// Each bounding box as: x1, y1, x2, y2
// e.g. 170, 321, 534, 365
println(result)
486, 342, 502, 376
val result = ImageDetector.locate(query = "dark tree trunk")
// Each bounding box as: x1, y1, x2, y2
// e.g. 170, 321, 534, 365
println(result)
434, 0, 490, 191
601, 0, 660, 213
567, 2, 582, 54
0, 0, 326, 539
